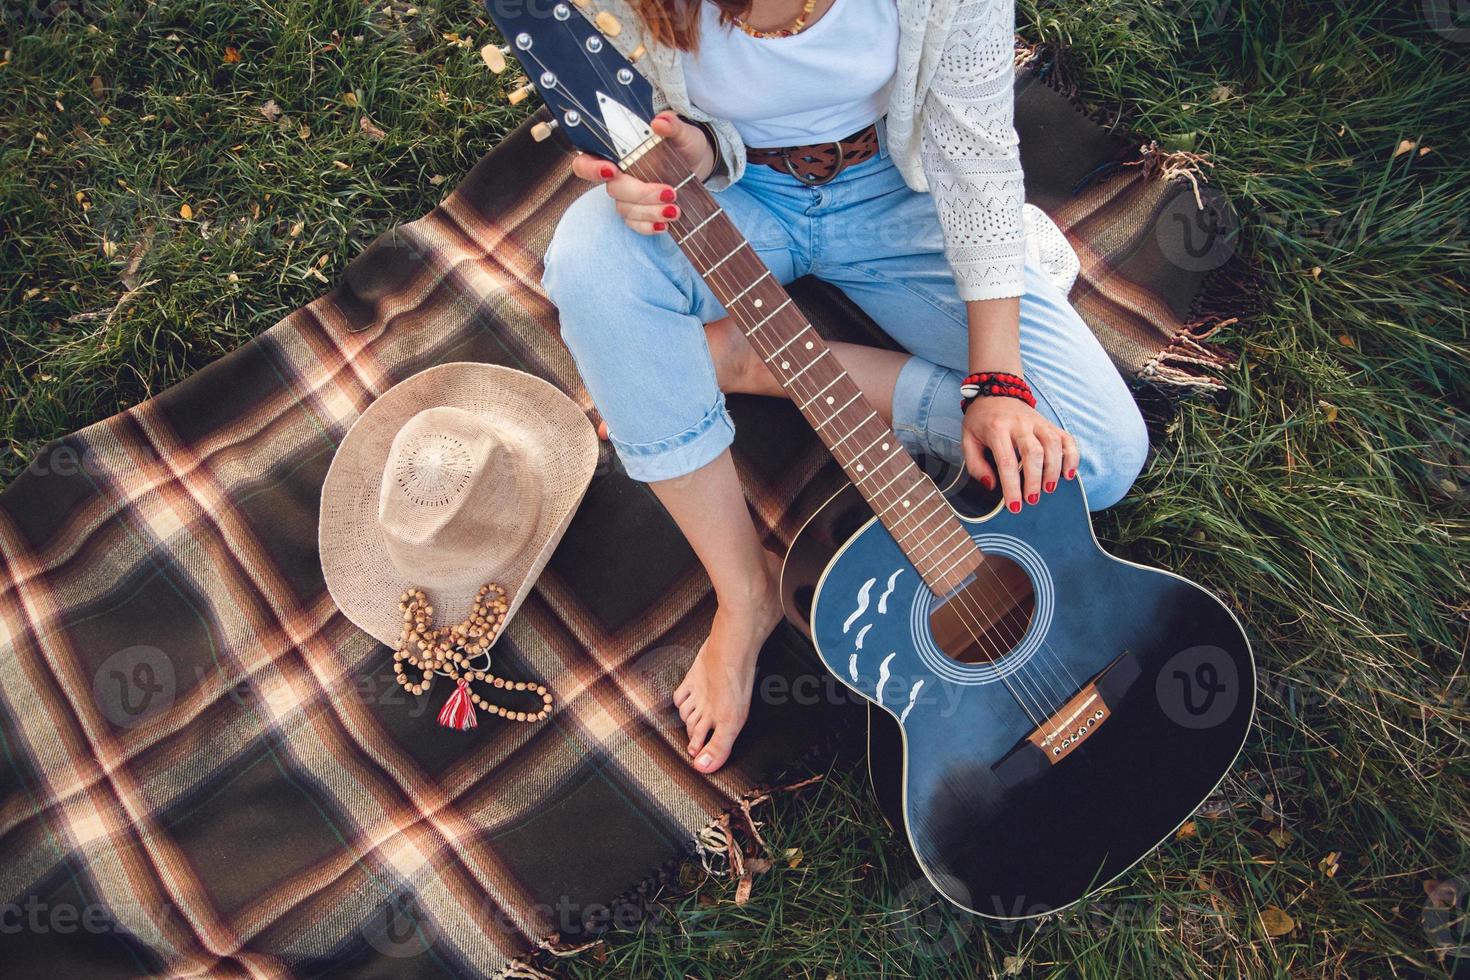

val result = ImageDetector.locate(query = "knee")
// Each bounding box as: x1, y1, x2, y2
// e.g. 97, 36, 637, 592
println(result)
543, 187, 655, 318
1083, 397, 1148, 511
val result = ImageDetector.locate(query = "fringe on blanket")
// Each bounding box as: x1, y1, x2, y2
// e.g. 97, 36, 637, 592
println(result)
1016, 38, 1252, 394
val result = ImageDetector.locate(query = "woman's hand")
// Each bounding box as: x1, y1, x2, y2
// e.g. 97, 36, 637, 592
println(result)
569, 111, 716, 235
961, 396, 1079, 513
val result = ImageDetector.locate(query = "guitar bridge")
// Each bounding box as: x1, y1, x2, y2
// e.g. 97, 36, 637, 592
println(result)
992, 651, 1141, 785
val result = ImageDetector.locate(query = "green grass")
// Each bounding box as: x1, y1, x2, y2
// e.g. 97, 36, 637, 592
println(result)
3, 0, 1468, 976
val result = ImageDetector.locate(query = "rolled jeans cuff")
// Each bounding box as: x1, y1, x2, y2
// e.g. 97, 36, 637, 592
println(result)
607, 396, 738, 483
891, 355, 964, 466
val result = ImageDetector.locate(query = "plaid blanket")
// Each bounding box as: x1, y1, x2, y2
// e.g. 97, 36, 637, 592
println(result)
0, 54, 1237, 978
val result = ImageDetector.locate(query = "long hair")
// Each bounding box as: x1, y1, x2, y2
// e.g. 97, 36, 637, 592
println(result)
630, 0, 752, 51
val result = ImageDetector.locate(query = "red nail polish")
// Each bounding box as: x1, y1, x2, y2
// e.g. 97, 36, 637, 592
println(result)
662, 205, 678, 218
980, 474, 995, 490
599, 165, 615, 180
1044, 481, 1056, 493
1027, 492, 1039, 505
660, 187, 676, 203
1066, 468, 1077, 479
1008, 500, 1021, 514
653, 221, 666, 232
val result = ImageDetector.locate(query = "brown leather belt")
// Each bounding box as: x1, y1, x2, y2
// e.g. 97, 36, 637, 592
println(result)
745, 122, 880, 186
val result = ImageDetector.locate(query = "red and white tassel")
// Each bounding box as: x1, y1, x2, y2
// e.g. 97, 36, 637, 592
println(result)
437, 678, 477, 731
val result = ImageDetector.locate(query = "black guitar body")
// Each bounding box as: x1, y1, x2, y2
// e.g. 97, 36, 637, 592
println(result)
780, 471, 1254, 919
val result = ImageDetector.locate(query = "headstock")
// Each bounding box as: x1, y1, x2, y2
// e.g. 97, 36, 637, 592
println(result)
481, 0, 657, 161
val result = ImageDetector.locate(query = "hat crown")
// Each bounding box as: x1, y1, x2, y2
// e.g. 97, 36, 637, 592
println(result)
377, 406, 541, 588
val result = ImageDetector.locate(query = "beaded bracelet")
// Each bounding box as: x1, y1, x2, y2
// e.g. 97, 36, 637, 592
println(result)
960, 371, 1036, 412
393, 583, 553, 731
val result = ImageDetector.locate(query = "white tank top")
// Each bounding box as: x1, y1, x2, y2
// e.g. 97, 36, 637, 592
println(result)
681, 0, 900, 147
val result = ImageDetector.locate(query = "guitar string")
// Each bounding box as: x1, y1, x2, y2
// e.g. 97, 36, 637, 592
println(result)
530, 22, 1080, 725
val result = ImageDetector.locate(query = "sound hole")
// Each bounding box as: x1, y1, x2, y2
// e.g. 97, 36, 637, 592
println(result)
928, 555, 1035, 664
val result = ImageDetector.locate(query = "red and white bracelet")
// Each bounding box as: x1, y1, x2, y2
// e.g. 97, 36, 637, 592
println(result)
960, 371, 1036, 412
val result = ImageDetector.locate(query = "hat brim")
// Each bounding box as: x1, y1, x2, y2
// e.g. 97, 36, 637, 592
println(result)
319, 363, 599, 646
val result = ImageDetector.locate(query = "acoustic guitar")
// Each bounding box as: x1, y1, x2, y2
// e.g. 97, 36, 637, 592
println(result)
481, 0, 1256, 919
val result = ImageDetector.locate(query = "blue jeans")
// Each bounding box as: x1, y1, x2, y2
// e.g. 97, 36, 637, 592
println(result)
542, 134, 1148, 510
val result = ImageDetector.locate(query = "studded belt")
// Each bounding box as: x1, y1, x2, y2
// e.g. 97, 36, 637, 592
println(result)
745, 122, 881, 186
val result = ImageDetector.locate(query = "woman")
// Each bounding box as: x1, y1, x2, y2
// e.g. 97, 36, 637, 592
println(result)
541, 0, 1149, 775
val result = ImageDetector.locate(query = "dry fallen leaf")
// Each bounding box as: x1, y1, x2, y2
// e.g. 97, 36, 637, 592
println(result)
1319, 851, 1340, 878
342, 91, 359, 108
1393, 139, 1416, 158
1268, 824, 1295, 847
784, 847, 803, 869
429, 174, 446, 186
90, 75, 104, 98
1310, 266, 1322, 279
289, 221, 303, 237
1002, 954, 1026, 976
1317, 401, 1339, 423
360, 115, 387, 141
1338, 334, 1356, 349
259, 99, 283, 122
1258, 906, 1296, 937
1175, 821, 1198, 840
178, 203, 193, 219
223, 46, 241, 64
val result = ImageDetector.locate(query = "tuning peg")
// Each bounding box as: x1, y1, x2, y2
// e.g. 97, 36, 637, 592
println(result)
627, 42, 646, 62
570, 0, 591, 6
480, 43, 511, 74
594, 11, 621, 36
508, 82, 535, 105
531, 120, 558, 142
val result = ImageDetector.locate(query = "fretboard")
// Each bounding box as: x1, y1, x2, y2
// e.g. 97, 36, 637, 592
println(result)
622, 137, 981, 596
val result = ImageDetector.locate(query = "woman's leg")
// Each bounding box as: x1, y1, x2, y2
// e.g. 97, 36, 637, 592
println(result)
542, 184, 800, 774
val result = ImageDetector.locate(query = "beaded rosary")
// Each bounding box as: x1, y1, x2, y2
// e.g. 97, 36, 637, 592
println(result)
392, 583, 553, 731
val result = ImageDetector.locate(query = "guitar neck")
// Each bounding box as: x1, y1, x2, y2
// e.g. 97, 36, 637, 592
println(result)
621, 137, 981, 596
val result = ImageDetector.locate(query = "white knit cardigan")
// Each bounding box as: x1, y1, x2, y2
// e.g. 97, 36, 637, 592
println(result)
588, 0, 1026, 302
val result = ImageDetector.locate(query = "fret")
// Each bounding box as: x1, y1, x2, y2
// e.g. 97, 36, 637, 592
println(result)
852, 447, 905, 484
673, 171, 698, 190
747, 297, 793, 333
785, 348, 831, 382
844, 431, 890, 469
924, 532, 982, 580
767, 323, 813, 359
705, 244, 742, 274
881, 488, 946, 530
726, 270, 771, 307
797, 373, 844, 410
831, 411, 879, 448
812, 391, 861, 426
675, 207, 724, 245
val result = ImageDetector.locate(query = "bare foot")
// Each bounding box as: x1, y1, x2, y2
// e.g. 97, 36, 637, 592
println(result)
673, 548, 785, 774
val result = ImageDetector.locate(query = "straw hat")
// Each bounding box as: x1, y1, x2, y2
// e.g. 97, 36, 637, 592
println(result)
319, 362, 598, 646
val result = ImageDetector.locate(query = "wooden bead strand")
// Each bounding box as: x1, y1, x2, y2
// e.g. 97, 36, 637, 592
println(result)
391, 583, 554, 729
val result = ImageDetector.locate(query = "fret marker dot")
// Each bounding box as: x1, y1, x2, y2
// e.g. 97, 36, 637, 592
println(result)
805, 341, 814, 349
780, 360, 789, 369
882, 442, 890, 451
754, 299, 763, 308
856, 464, 865, 472
902, 500, 911, 508
825, 396, 834, 404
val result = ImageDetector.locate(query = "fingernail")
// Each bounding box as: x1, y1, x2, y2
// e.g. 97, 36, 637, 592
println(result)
1027, 493, 1039, 505
662, 204, 678, 218
599, 165, 615, 180
1066, 468, 1077, 479
652, 222, 666, 231
1044, 481, 1056, 493
660, 187, 675, 203
697, 753, 712, 769
1008, 500, 1021, 514
979, 474, 994, 490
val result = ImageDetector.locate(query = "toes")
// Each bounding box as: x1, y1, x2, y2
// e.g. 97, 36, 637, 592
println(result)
687, 715, 713, 755
678, 697, 697, 722
693, 722, 740, 773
